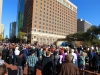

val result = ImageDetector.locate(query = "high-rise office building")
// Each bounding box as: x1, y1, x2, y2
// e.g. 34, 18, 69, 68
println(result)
0, 0, 4, 38
0, 0, 3, 24
16, 0, 25, 36
9, 22, 16, 39
23, 0, 77, 44
77, 19, 92, 32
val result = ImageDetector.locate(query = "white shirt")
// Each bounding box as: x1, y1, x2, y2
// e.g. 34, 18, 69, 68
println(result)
59, 55, 63, 64
0, 59, 4, 65
91, 46, 94, 50
72, 53, 77, 63
14, 50, 20, 55
96, 47, 98, 50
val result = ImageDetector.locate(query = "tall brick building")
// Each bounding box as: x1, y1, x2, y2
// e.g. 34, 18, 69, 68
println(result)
23, 0, 77, 44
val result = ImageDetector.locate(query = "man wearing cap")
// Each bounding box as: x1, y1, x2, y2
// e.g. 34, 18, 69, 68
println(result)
26, 49, 38, 75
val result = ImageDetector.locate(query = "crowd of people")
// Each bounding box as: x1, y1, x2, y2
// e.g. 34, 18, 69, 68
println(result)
0, 42, 100, 75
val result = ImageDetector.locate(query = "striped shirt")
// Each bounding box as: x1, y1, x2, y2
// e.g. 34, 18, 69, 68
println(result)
27, 55, 38, 67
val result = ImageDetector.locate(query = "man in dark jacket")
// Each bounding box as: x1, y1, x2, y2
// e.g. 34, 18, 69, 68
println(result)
2, 46, 8, 62
92, 51, 99, 75
42, 51, 54, 75
23, 47, 29, 61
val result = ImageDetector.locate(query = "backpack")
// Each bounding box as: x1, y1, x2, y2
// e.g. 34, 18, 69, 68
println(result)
67, 54, 74, 63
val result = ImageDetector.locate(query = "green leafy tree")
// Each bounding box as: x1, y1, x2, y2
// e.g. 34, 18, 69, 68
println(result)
0, 34, 3, 41
66, 25, 99, 46
87, 25, 98, 44
97, 24, 100, 34
18, 31, 27, 39
67, 32, 86, 41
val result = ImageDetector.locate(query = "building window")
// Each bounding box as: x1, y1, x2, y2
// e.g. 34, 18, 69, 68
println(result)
43, 19, 45, 21
39, 38, 42, 44
46, 24, 48, 26
50, 4, 52, 6
46, 20, 48, 22
34, 29, 36, 32
43, 23, 45, 25
43, 15, 45, 17
46, 16, 48, 19
34, 36, 36, 39
46, 27, 48, 30
39, 26, 41, 28
47, 39, 49, 44
35, 21, 37, 23
35, 17, 37, 19
52, 22, 54, 24
40, 6, 42, 9
42, 30, 44, 33
34, 25, 36, 27
40, 10, 42, 12
39, 30, 41, 32
36, 1, 38, 3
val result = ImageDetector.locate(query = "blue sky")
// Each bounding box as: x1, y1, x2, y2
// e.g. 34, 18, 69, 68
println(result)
2, 0, 100, 38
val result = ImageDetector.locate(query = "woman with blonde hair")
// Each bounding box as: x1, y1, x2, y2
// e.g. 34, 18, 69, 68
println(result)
79, 52, 85, 71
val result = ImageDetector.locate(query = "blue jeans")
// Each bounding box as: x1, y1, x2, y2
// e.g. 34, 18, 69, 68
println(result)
80, 50, 82, 54
75, 59, 78, 67
14, 55, 18, 65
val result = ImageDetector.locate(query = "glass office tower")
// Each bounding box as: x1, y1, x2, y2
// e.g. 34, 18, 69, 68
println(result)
16, 0, 25, 37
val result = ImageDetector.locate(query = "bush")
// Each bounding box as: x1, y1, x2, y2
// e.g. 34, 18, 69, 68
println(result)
85, 41, 92, 47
